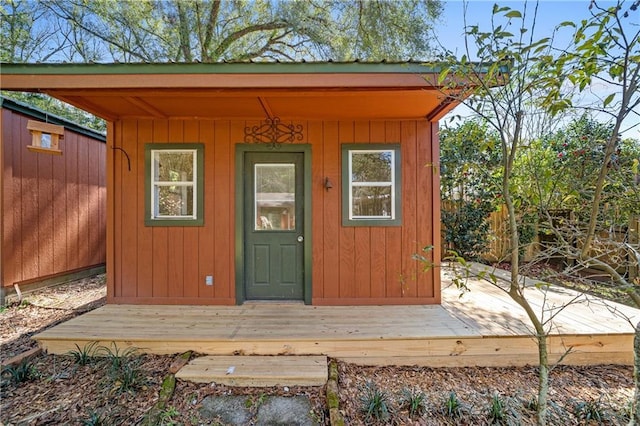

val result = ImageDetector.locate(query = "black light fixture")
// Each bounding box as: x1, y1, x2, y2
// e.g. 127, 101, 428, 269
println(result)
324, 177, 333, 191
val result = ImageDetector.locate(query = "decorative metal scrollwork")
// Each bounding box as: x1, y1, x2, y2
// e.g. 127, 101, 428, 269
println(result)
244, 117, 304, 148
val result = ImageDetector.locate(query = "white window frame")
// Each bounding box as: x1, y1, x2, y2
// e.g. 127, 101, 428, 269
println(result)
150, 149, 198, 220
348, 149, 396, 220
342, 144, 401, 227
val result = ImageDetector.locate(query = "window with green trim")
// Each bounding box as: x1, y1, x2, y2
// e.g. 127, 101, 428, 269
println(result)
342, 144, 401, 226
145, 143, 204, 226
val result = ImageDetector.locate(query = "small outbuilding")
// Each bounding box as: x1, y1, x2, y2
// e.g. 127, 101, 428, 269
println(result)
1, 62, 467, 306
1, 97, 106, 302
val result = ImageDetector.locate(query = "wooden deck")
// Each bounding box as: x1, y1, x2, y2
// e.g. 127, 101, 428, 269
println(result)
34, 267, 639, 367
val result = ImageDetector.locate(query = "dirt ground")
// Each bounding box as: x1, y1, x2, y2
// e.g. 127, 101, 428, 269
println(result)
0, 275, 635, 425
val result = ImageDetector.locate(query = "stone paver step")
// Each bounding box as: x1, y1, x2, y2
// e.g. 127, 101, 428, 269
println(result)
175, 355, 328, 387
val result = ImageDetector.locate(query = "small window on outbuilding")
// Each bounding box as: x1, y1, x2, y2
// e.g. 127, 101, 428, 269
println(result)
341, 143, 401, 226
144, 143, 204, 226
26, 120, 64, 155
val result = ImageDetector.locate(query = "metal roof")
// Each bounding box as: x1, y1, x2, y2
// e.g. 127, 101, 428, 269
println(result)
0, 96, 106, 141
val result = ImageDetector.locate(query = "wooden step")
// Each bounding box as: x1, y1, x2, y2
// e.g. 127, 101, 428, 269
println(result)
175, 355, 328, 387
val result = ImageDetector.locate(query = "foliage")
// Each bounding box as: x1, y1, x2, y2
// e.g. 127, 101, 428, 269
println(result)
67, 341, 100, 366
94, 342, 147, 393
1, 92, 107, 133
81, 409, 110, 426
2, 359, 38, 384
440, 119, 502, 261
573, 398, 608, 423
524, 394, 539, 412
432, 2, 572, 424
359, 381, 392, 423
2, 0, 443, 63
157, 406, 180, 426
434, 1, 640, 424
442, 391, 463, 418
514, 115, 640, 228
441, 200, 495, 260
487, 392, 508, 424
440, 120, 502, 201
98, 342, 139, 371
517, 210, 538, 261
398, 388, 427, 418
107, 358, 147, 394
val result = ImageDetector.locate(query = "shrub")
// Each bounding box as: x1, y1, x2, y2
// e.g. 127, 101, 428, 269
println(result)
68, 341, 100, 365
442, 200, 495, 260
109, 360, 147, 394
2, 359, 37, 384
398, 387, 427, 418
442, 391, 463, 418
98, 342, 139, 372
573, 398, 608, 423
82, 409, 109, 426
158, 406, 180, 426
487, 392, 507, 424
360, 381, 392, 423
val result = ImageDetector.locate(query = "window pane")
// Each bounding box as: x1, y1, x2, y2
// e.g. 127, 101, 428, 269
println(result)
155, 152, 194, 182
255, 164, 295, 230
351, 151, 392, 182
352, 186, 392, 218
41, 133, 52, 148
156, 185, 194, 216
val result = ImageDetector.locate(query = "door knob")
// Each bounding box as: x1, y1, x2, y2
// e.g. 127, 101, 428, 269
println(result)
297, 235, 304, 242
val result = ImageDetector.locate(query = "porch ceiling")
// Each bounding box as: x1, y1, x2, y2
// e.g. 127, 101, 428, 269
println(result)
45, 88, 447, 121
0, 62, 460, 121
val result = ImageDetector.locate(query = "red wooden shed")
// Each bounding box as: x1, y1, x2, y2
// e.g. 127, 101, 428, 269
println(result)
0, 62, 466, 306
1, 97, 106, 303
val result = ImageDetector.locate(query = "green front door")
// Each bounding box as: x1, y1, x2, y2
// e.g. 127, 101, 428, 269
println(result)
244, 152, 304, 300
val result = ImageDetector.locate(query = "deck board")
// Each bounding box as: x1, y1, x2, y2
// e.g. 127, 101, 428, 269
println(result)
32, 268, 639, 367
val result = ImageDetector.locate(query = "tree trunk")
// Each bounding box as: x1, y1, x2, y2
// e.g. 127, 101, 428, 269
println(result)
537, 333, 549, 426
632, 320, 640, 425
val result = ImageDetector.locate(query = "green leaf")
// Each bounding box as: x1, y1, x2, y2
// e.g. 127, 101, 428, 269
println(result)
438, 68, 450, 85
558, 21, 576, 28
505, 10, 522, 18
603, 93, 615, 107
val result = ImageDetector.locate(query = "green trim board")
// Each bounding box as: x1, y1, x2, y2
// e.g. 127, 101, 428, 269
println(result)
0, 61, 510, 76
235, 143, 312, 305
341, 143, 402, 227
144, 143, 204, 227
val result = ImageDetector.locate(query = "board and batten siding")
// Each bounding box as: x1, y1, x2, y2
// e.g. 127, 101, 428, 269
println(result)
1, 107, 106, 290
108, 119, 440, 305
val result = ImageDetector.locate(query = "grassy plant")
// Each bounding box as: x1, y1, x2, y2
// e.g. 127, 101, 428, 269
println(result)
158, 406, 180, 426
487, 392, 507, 424
2, 359, 37, 384
360, 381, 392, 422
573, 398, 608, 423
81, 409, 109, 426
399, 387, 427, 418
617, 400, 632, 423
98, 342, 139, 371
68, 341, 100, 365
524, 394, 538, 412
109, 360, 146, 394
442, 391, 463, 418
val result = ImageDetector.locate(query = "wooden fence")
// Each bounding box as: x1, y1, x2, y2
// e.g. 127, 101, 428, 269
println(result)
441, 201, 639, 282
441, 201, 516, 263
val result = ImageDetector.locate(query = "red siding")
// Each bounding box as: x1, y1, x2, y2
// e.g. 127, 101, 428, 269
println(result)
1, 107, 106, 289
109, 118, 440, 305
